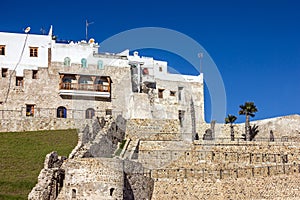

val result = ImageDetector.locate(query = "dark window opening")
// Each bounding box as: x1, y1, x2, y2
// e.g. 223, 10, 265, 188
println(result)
86, 108, 95, 119
142, 68, 149, 75
158, 89, 164, 99
170, 91, 176, 96
106, 109, 112, 116
2, 68, 8, 78
72, 189, 76, 198
110, 188, 115, 196
159, 67, 162, 72
178, 87, 183, 101
57, 106, 67, 118
0, 45, 5, 55
30, 47, 38, 57
16, 77, 24, 87
32, 70, 38, 79
178, 110, 185, 127
26, 104, 34, 117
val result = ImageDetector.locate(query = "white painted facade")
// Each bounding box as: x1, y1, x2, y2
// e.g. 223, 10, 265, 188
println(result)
0, 32, 51, 76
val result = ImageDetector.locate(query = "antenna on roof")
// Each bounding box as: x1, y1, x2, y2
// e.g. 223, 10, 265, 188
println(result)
85, 20, 94, 42
198, 52, 203, 74
24, 27, 31, 33
48, 25, 53, 36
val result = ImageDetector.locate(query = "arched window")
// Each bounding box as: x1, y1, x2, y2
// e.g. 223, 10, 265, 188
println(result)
81, 58, 87, 68
97, 60, 103, 69
57, 106, 67, 118
64, 57, 71, 67
86, 108, 95, 119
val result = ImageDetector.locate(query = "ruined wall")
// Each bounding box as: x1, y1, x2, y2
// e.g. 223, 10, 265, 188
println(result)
56, 158, 154, 200
59, 158, 124, 200
29, 152, 66, 200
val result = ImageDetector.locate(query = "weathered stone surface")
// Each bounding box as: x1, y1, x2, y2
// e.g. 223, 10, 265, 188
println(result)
28, 152, 65, 200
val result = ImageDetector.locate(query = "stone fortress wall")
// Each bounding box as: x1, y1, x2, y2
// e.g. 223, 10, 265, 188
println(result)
1, 30, 300, 199
29, 114, 300, 200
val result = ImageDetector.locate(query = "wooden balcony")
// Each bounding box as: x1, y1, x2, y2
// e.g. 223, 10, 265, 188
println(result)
59, 82, 111, 98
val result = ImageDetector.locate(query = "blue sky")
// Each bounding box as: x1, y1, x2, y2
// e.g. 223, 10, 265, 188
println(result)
1, 0, 299, 122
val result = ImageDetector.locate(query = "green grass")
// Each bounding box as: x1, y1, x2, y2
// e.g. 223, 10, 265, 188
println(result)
0, 129, 78, 200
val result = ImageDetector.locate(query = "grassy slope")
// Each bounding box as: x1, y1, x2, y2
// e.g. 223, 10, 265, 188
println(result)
0, 129, 78, 200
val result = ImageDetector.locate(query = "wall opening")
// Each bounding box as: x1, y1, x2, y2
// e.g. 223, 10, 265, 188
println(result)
29, 47, 38, 57
81, 58, 87, 68
110, 188, 115, 196
57, 106, 67, 118
26, 104, 35, 117
106, 109, 112, 116
178, 87, 184, 101
71, 188, 76, 198
130, 64, 139, 93
32, 70, 38, 79
86, 108, 95, 119
16, 77, 24, 87
178, 110, 185, 127
0, 45, 5, 55
1, 68, 8, 78
97, 60, 103, 69
64, 57, 71, 67
158, 89, 164, 99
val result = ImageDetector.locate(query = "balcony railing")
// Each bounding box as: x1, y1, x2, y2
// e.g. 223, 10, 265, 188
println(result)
59, 82, 110, 92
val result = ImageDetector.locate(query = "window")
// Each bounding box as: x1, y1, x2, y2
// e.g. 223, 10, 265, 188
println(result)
81, 58, 87, 68
1, 68, 8, 78
97, 60, 103, 69
142, 68, 149, 75
32, 70, 38, 79
158, 89, 164, 99
178, 87, 183, 101
170, 91, 176, 96
64, 57, 71, 67
110, 188, 115, 196
0, 45, 5, 55
179, 110, 185, 127
16, 77, 24, 87
72, 189, 76, 198
30, 47, 38, 57
57, 106, 67, 118
86, 108, 95, 119
159, 67, 162, 72
106, 109, 112, 116
26, 105, 35, 117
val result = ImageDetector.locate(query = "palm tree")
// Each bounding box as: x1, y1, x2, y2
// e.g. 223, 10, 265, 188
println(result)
238, 102, 258, 141
249, 124, 259, 141
225, 114, 237, 141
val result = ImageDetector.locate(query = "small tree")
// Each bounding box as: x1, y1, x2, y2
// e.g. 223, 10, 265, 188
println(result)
238, 102, 258, 141
225, 114, 237, 141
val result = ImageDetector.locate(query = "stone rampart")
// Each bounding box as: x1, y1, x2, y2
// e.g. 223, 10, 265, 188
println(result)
126, 119, 180, 140
151, 173, 300, 199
